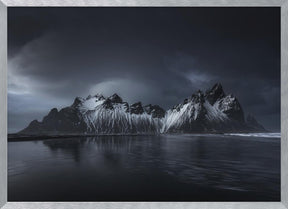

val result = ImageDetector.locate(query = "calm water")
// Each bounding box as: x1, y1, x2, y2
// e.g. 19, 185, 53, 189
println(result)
8, 134, 280, 201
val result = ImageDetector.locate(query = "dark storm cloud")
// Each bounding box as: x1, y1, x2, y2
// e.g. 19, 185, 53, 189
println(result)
8, 7, 280, 132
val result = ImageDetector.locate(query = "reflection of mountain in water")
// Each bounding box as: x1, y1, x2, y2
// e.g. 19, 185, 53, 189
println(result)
5, 134, 279, 201
43, 138, 87, 162
42, 136, 144, 162
41, 135, 279, 198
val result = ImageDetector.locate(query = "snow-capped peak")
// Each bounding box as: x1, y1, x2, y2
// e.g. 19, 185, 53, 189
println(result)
19, 83, 266, 135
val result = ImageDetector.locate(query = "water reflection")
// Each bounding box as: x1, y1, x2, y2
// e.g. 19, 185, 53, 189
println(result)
9, 134, 280, 201
43, 138, 86, 162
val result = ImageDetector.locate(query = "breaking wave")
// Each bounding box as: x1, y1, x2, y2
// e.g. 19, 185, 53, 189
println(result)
224, 133, 280, 138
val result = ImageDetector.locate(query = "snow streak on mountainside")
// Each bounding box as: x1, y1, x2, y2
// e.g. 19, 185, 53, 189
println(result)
19, 83, 266, 135
77, 94, 163, 134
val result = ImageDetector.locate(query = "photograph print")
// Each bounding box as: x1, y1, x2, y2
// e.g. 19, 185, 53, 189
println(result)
8, 7, 280, 201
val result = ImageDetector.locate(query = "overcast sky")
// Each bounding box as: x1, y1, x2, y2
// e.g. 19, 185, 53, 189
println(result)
8, 7, 280, 133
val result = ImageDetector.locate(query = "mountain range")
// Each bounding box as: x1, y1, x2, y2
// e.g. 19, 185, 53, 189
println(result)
19, 83, 266, 135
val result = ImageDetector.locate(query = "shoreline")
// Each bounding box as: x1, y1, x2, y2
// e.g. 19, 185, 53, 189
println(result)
7, 132, 280, 142
7, 133, 159, 142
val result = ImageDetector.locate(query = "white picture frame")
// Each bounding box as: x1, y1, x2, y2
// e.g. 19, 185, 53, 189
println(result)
0, 1, 287, 208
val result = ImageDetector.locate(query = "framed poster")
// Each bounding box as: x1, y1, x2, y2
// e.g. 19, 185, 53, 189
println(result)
0, 0, 287, 209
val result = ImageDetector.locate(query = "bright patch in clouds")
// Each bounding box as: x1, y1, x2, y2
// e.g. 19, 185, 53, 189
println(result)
89, 79, 160, 104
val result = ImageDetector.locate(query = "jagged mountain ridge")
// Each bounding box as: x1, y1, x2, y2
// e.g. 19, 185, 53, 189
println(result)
20, 83, 266, 135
